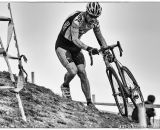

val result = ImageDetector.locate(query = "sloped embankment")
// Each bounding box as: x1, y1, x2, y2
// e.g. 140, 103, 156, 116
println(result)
0, 71, 134, 128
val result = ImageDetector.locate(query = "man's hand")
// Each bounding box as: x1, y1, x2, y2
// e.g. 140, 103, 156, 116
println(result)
87, 46, 99, 55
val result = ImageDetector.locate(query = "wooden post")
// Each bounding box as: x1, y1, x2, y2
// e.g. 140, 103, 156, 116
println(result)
138, 105, 147, 128
16, 93, 26, 121
92, 94, 95, 103
31, 72, 34, 84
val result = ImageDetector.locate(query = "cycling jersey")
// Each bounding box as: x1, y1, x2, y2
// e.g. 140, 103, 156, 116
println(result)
55, 11, 100, 53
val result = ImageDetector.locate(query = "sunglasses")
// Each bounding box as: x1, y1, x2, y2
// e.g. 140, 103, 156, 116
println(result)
87, 12, 98, 19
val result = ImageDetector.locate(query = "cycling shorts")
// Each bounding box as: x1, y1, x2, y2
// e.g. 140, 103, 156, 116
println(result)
55, 33, 81, 53
55, 34, 85, 65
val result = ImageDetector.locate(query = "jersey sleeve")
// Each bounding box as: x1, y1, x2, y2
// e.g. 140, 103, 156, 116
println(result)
73, 13, 83, 27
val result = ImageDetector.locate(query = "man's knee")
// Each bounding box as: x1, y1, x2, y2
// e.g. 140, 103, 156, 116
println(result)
70, 69, 78, 76
66, 63, 78, 76
77, 65, 87, 78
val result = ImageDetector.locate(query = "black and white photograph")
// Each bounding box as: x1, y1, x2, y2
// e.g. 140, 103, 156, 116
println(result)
0, 1, 159, 128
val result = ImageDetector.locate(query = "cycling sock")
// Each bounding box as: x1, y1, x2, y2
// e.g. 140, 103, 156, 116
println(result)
63, 83, 69, 88
87, 99, 92, 105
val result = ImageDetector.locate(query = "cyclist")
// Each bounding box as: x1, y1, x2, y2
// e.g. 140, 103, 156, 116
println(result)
55, 2, 108, 106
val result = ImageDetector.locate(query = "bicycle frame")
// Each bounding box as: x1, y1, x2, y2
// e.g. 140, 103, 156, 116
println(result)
104, 42, 145, 109
102, 42, 137, 101
89, 41, 145, 117
89, 41, 139, 106
102, 43, 130, 97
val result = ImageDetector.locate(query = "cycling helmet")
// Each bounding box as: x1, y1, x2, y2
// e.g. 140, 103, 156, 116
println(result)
86, 2, 102, 17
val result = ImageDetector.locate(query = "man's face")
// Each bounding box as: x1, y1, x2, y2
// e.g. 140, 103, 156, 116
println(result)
86, 12, 98, 24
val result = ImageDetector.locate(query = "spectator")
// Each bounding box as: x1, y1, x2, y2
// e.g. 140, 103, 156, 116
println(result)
131, 95, 156, 126
145, 95, 156, 126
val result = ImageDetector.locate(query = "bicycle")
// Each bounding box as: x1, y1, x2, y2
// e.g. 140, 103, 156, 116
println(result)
89, 41, 144, 117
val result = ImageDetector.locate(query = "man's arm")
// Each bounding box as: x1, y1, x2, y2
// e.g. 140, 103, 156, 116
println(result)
70, 22, 88, 50
93, 26, 108, 48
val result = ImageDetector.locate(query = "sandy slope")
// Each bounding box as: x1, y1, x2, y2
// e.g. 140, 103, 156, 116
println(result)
0, 71, 134, 128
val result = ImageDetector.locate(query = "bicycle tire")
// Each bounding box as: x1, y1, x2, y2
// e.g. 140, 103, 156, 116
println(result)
106, 67, 128, 117
121, 66, 144, 116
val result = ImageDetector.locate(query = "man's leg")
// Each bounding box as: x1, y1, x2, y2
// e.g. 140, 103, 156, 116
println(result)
77, 64, 92, 105
77, 64, 99, 112
73, 52, 92, 105
56, 47, 78, 99
63, 72, 74, 86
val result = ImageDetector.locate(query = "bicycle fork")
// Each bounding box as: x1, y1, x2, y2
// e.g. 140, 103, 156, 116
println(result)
115, 62, 130, 96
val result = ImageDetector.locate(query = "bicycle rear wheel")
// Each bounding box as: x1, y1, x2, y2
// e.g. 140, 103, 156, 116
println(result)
106, 67, 128, 117
121, 66, 144, 116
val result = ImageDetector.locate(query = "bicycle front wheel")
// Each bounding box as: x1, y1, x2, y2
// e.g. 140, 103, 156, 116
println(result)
121, 66, 144, 116
107, 67, 128, 117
